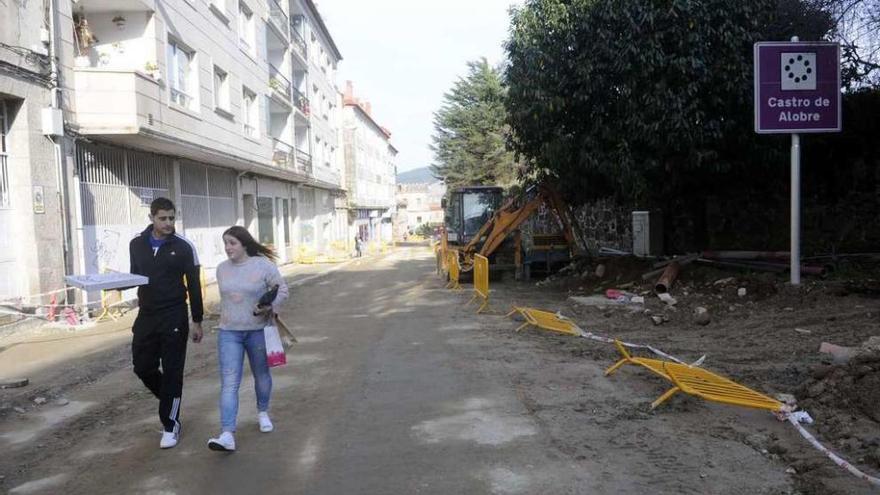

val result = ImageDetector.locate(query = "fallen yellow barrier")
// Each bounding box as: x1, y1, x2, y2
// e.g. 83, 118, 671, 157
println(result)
506, 306, 584, 336
605, 340, 784, 412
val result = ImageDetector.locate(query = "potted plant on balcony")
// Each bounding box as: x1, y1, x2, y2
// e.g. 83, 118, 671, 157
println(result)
73, 13, 98, 67
144, 61, 161, 80
269, 78, 282, 92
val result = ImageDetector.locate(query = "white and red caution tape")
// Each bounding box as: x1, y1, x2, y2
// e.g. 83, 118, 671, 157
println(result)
555, 312, 705, 366
554, 312, 880, 487
785, 414, 880, 488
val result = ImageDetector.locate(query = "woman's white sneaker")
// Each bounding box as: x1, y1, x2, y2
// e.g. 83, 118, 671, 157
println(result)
258, 412, 274, 433
207, 431, 236, 452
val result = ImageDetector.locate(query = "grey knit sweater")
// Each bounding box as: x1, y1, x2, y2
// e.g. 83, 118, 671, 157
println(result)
216, 256, 289, 331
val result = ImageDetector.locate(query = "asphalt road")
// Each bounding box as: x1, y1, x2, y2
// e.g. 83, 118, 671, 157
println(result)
1, 247, 587, 494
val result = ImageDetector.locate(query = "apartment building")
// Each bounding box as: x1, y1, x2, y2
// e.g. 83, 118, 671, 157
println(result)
54, 0, 346, 302
397, 181, 446, 235
0, 1, 68, 303
342, 81, 397, 242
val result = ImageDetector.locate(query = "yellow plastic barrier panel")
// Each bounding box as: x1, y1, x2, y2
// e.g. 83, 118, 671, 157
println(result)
467, 254, 490, 313
506, 306, 583, 336
605, 340, 784, 412
446, 250, 462, 290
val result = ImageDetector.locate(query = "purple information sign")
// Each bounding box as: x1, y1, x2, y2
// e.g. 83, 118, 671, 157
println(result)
754, 42, 841, 133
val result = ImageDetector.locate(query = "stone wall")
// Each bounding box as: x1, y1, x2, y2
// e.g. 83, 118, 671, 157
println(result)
564, 199, 633, 253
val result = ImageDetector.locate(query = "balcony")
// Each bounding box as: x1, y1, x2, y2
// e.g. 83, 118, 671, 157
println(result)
314, 163, 341, 187
267, 0, 290, 42
269, 64, 291, 102
73, 68, 162, 134
291, 16, 308, 62
73, 0, 154, 12
293, 87, 310, 116
295, 148, 313, 175
272, 139, 294, 169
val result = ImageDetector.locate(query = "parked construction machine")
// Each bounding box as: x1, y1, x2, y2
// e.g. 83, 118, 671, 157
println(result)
440, 183, 580, 280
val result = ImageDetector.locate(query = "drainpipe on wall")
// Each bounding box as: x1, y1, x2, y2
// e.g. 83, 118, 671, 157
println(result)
47, 0, 75, 286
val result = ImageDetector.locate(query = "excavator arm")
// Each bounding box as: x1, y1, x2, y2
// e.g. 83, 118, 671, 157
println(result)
460, 184, 576, 267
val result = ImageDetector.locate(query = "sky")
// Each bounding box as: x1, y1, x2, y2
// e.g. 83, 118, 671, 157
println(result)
317, 0, 522, 173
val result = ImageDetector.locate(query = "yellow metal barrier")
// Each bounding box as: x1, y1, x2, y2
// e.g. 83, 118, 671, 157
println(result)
446, 249, 462, 290
505, 306, 584, 336
96, 286, 124, 322
297, 245, 317, 264
436, 244, 448, 276
605, 340, 784, 412
467, 254, 490, 313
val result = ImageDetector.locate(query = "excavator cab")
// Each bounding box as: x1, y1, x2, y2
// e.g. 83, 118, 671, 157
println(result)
440, 183, 578, 281
443, 186, 504, 247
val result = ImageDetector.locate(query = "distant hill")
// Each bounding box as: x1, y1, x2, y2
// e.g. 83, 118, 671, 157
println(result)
396, 167, 439, 184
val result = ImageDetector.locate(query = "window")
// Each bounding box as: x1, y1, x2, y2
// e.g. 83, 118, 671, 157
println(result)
242, 87, 258, 138
0, 100, 9, 209
238, 2, 255, 55
213, 66, 230, 113
167, 38, 197, 110
210, 0, 228, 21
257, 196, 274, 247
281, 198, 290, 245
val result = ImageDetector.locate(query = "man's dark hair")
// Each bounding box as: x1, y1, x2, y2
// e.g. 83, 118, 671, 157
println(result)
150, 197, 176, 216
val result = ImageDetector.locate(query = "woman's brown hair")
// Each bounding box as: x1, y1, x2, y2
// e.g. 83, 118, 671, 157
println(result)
223, 225, 278, 262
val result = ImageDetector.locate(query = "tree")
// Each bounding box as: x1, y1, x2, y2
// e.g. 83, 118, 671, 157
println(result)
504, 0, 834, 248
823, 0, 880, 87
430, 58, 519, 190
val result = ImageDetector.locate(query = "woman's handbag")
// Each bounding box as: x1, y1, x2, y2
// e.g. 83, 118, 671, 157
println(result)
263, 322, 287, 367
253, 285, 280, 316
274, 315, 297, 349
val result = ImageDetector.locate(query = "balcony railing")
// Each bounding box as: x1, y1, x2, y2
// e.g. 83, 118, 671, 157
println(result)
295, 148, 312, 175
293, 87, 310, 115
291, 16, 308, 60
268, 0, 290, 41
269, 64, 291, 98
272, 138, 294, 168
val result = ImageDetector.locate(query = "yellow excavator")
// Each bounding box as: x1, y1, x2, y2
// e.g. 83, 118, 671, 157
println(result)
440, 183, 579, 280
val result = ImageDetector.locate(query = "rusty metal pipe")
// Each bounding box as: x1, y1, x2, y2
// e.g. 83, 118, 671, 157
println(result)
654, 261, 680, 293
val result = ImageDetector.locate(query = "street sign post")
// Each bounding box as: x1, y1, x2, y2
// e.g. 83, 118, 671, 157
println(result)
754, 39, 841, 285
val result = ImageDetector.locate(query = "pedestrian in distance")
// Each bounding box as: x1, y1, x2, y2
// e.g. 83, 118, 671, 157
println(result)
129, 197, 204, 449
355, 234, 363, 258
207, 226, 289, 452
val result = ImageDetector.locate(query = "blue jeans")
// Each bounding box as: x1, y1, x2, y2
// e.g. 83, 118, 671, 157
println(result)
217, 329, 272, 432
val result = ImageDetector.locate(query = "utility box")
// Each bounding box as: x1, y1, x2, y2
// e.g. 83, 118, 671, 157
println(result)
41, 108, 64, 137
632, 210, 663, 256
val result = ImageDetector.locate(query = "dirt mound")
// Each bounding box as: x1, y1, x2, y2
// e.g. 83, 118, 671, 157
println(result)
796, 338, 880, 468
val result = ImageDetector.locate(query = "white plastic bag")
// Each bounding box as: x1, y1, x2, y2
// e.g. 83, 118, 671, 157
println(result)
263, 324, 287, 367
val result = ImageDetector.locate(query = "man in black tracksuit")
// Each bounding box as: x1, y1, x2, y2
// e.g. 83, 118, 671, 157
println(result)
129, 197, 203, 449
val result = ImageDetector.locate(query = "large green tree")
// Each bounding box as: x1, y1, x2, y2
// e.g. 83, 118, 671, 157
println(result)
504, 0, 834, 247
430, 58, 519, 190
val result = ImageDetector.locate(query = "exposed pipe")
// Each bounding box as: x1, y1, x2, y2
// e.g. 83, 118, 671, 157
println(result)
701, 250, 791, 261
654, 261, 680, 294
48, 0, 75, 293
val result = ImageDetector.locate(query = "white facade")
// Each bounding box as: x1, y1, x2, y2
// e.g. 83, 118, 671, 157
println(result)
0, 1, 67, 304
0, 0, 355, 308
0, 0, 365, 308
397, 181, 446, 235
342, 82, 397, 243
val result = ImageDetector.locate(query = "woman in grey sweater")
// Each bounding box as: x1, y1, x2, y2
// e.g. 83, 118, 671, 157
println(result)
207, 226, 289, 452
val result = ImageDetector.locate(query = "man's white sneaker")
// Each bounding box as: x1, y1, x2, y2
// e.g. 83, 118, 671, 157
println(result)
207, 431, 236, 452
258, 412, 274, 433
160, 431, 179, 449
